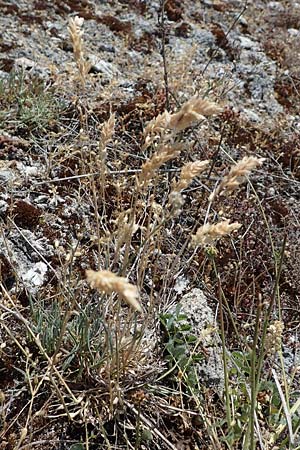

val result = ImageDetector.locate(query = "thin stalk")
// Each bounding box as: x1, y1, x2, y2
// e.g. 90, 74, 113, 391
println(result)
255, 235, 286, 393
213, 258, 232, 428
247, 298, 262, 450
159, 0, 170, 110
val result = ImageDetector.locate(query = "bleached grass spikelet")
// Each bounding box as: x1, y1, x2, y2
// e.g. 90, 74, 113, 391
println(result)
138, 144, 181, 190
144, 111, 170, 138
68, 16, 90, 84
168, 96, 223, 132
169, 160, 210, 216
100, 113, 116, 147
209, 156, 265, 201
99, 113, 116, 162
265, 321, 284, 356
192, 220, 242, 246
172, 160, 210, 192
143, 97, 222, 149
86, 269, 142, 312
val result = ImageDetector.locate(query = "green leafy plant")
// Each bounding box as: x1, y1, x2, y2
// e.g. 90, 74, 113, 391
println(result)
160, 304, 204, 391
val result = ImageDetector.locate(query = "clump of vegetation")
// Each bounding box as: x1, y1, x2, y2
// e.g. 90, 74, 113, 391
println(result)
0, 71, 65, 134
0, 10, 299, 450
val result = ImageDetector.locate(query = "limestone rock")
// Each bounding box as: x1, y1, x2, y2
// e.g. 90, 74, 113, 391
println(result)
172, 288, 225, 393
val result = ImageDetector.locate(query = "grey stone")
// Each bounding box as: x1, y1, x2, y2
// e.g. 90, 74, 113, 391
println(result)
242, 108, 261, 123
172, 288, 225, 393
89, 55, 119, 79
237, 36, 259, 50
0, 230, 53, 294
267, 1, 285, 11
0, 169, 15, 183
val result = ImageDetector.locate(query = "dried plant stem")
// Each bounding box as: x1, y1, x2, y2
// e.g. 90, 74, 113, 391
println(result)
254, 235, 286, 394
215, 263, 232, 430
159, 0, 170, 110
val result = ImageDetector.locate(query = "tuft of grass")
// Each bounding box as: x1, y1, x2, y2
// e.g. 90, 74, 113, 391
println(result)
0, 71, 65, 134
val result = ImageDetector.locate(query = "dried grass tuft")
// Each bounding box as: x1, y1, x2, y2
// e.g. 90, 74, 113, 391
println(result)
209, 156, 265, 201
191, 220, 242, 246
86, 269, 142, 312
68, 16, 91, 85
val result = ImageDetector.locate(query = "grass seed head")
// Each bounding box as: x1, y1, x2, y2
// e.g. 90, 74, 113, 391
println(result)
191, 220, 242, 246
99, 113, 116, 162
169, 160, 210, 216
172, 160, 210, 192
168, 96, 223, 132
138, 144, 181, 190
209, 156, 265, 201
100, 113, 116, 147
68, 16, 90, 85
143, 97, 222, 148
86, 269, 142, 312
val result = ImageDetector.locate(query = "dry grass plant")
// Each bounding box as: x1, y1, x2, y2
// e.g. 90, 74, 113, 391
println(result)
1, 13, 298, 450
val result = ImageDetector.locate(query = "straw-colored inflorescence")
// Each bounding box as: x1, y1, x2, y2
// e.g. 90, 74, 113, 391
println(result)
99, 113, 116, 162
169, 160, 210, 215
168, 97, 223, 132
100, 114, 116, 147
68, 16, 90, 85
138, 144, 181, 190
143, 97, 222, 149
86, 269, 142, 312
172, 160, 210, 192
265, 321, 284, 356
191, 220, 242, 246
209, 156, 265, 202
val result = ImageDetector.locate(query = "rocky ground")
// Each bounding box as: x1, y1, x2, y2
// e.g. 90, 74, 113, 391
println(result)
0, 0, 299, 449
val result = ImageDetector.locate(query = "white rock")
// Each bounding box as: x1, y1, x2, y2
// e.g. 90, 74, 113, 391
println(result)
89, 55, 119, 79
242, 108, 261, 123
23, 262, 48, 290
238, 36, 259, 50
288, 28, 299, 37
267, 1, 285, 11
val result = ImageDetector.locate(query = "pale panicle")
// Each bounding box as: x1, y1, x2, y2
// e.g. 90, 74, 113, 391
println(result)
191, 220, 242, 246
209, 156, 265, 202
86, 269, 142, 312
